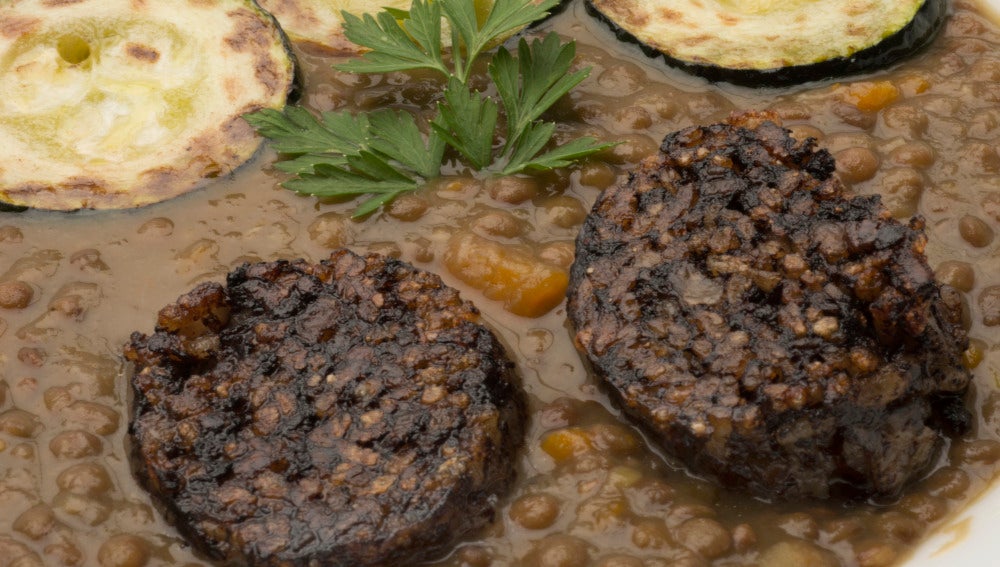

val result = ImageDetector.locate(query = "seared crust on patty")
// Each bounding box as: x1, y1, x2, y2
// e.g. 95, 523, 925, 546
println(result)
126, 249, 524, 566
567, 112, 971, 500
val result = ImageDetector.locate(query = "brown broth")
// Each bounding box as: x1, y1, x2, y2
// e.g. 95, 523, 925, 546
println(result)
1, 1, 999, 566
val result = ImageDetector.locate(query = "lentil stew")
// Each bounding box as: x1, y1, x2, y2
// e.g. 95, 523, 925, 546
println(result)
1, 1, 999, 566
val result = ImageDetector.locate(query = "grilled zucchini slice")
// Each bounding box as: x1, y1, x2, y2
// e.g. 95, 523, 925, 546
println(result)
0, 0, 295, 210
256, 0, 412, 52
586, 0, 947, 86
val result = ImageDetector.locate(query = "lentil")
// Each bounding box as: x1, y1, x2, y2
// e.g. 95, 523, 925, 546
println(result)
875, 167, 925, 217
97, 535, 150, 567
958, 214, 996, 247
509, 493, 562, 530
577, 161, 617, 190
835, 147, 880, 183
307, 212, 350, 248
0, 281, 33, 310
12, 505, 57, 540
936, 260, 976, 292
757, 540, 839, 567
980, 285, 1000, 325
486, 176, 539, 205
523, 535, 591, 567
887, 141, 935, 168
675, 518, 732, 559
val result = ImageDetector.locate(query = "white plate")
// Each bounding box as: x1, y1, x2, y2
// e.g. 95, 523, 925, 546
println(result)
907, 4, 1000, 565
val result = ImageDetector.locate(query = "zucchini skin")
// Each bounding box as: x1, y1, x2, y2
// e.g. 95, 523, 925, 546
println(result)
253, 0, 304, 104
585, 0, 948, 87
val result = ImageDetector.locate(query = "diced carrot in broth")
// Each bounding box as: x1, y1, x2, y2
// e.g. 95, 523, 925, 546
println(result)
540, 428, 593, 464
897, 74, 932, 96
443, 232, 569, 318
842, 81, 901, 112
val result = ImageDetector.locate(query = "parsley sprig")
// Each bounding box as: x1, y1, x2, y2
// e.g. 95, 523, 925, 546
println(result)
246, 0, 614, 216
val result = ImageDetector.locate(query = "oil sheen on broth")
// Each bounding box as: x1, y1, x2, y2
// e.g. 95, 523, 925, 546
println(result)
1, 1, 999, 566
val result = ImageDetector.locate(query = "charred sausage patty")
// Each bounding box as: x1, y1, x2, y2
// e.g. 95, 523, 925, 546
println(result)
126, 249, 524, 566
567, 113, 971, 500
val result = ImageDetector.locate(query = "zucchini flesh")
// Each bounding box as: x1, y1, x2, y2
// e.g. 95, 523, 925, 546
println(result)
586, 0, 947, 86
0, 0, 295, 210
256, 0, 413, 52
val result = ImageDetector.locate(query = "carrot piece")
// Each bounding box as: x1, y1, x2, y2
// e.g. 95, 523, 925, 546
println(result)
843, 81, 901, 112
540, 428, 593, 463
443, 232, 569, 317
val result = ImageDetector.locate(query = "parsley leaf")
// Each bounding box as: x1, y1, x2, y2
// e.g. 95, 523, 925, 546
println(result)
367, 110, 444, 179
439, 0, 557, 82
432, 77, 498, 169
273, 153, 348, 175
244, 106, 370, 155
504, 129, 614, 175
246, 0, 616, 216
248, 106, 441, 216
288, 167, 416, 218
490, 34, 605, 173
338, 1, 447, 76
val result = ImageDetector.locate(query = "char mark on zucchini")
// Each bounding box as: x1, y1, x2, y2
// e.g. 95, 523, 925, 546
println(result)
126, 250, 525, 566
567, 111, 971, 500
584, 0, 947, 86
